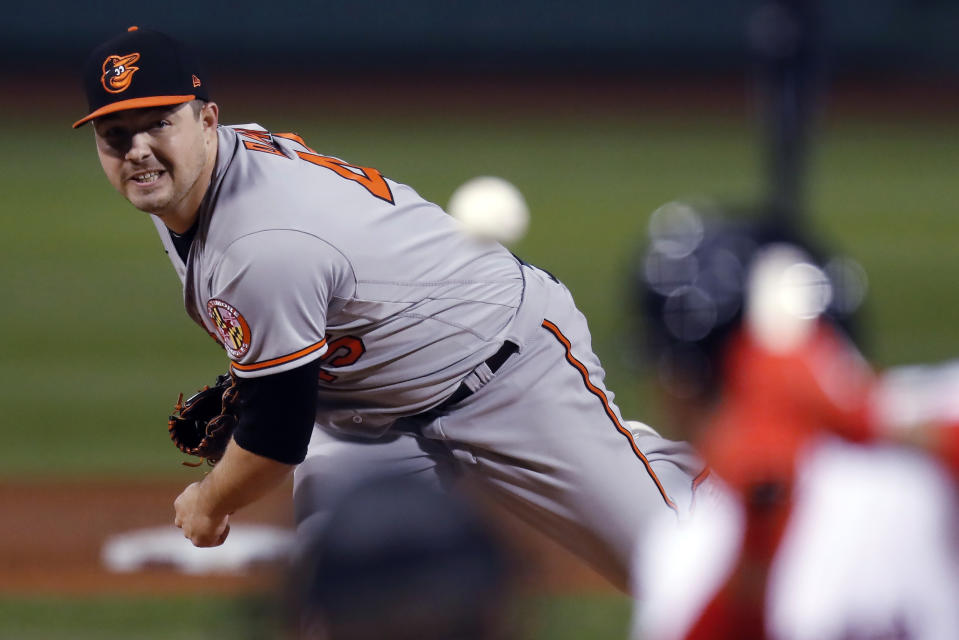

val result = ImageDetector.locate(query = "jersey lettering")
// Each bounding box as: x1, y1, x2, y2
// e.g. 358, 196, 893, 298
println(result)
234, 128, 274, 144
235, 128, 394, 204
242, 140, 286, 157
274, 131, 316, 152
294, 151, 395, 204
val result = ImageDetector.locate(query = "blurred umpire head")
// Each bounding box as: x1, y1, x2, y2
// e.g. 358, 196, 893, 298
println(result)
630, 200, 868, 436
286, 475, 516, 640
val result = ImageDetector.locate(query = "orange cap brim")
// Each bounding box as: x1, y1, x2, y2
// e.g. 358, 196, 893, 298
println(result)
72, 94, 197, 128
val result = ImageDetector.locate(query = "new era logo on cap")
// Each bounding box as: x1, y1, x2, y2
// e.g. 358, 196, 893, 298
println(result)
73, 26, 209, 128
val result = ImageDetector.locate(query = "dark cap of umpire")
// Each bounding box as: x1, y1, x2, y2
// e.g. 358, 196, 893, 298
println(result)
73, 26, 209, 129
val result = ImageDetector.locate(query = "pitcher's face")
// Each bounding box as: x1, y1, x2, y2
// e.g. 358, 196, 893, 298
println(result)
93, 101, 217, 222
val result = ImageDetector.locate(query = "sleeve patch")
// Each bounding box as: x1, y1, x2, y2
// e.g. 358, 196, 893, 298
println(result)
207, 298, 252, 359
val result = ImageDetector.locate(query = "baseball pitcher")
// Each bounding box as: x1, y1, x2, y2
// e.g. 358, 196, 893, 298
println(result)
74, 26, 706, 591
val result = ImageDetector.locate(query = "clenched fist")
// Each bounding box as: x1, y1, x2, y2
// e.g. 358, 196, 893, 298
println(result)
174, 481, 231, 547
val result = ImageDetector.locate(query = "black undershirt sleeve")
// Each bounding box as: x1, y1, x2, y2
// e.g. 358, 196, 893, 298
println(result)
231, 358, 320, 465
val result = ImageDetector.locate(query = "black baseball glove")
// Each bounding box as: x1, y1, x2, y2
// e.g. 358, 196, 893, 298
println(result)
168, 373, 239, 467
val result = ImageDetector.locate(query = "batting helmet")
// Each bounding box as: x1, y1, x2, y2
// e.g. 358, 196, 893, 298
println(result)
630, 200, 867, 403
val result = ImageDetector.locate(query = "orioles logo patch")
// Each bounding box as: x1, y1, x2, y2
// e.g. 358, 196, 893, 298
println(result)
101, 52, 140, 93
207, 299, 251, 359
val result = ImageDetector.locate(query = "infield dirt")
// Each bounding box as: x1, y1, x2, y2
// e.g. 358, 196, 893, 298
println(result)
0, 478, 614, 596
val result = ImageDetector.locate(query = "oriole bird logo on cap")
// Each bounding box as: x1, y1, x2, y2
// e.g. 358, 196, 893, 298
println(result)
101, 53, 140, 93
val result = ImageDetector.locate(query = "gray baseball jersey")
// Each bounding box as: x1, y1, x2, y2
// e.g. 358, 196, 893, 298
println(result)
154, 124, 523, 435
154, 123, 705, 591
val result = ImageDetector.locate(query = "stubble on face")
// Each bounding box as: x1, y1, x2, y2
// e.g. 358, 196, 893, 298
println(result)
93, 102, 217, 230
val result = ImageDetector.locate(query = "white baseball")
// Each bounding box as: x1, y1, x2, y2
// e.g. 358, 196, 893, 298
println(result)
447, 176, 530, 246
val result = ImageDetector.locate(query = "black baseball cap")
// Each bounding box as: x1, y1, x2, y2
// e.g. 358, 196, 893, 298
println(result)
73, 26, 209, 129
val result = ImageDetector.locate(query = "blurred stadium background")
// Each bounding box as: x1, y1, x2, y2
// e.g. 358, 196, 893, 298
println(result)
1, 1, 958, 638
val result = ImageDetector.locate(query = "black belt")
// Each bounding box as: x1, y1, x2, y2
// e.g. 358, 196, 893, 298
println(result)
436, 340, 518, 410
398, 340, 519, 429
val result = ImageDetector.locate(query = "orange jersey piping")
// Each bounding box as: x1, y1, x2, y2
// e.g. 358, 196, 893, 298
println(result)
541, 319, 678, 512
692, 466, 711, 491
230, 338, 328, 373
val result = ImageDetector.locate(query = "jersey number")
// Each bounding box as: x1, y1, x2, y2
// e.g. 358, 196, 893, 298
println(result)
318, 335, 366, 383
236, 129, 394, 204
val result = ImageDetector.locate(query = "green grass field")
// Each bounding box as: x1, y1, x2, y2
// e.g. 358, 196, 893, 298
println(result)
0, 592, 634, 640
0, 86, 957, 639
3, 96, 957, 475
